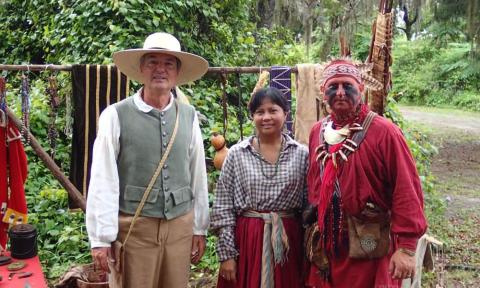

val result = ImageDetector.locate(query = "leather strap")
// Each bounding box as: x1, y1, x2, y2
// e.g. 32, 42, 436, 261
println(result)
122, 100, 180, 246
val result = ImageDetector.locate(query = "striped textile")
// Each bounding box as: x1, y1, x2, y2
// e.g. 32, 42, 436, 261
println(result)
69, 65, 129, 207
242, 210, 294, 288
269, 66, 293, 134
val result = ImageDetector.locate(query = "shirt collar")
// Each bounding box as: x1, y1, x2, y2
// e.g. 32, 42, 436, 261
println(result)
238, 134, 299, 150
133, 88, 174, 113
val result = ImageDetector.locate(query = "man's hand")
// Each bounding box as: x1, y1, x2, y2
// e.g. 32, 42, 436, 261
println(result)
191, 235, 206, 264
389, 249, 416, 279
219, 258, 237, 282
91, 247, 111, 273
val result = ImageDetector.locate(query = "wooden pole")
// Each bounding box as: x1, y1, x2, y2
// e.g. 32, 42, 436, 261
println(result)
6, 108, 86, 211
0, 64, 72, 71
0, 64, 299, 74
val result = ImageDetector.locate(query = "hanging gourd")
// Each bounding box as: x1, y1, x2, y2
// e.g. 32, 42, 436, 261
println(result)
211, 132, 228, 170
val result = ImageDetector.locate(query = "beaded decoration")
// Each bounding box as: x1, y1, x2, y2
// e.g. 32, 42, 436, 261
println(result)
315, 125, 361, 168
20, 73, 31, 143
314, 109, 376, 256
0, 77, 7, 129
47, 76, 60, 157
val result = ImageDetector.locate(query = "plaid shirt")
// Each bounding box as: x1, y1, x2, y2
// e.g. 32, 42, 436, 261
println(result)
210, 134, 309, 262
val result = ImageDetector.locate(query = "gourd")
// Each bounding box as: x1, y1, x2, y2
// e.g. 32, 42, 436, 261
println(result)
211, 132, 228, 170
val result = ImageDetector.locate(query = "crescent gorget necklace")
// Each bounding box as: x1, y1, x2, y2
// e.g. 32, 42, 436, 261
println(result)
254, 135, 285, 179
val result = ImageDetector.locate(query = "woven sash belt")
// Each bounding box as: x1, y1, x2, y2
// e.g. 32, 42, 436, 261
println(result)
242, 210, 295, 288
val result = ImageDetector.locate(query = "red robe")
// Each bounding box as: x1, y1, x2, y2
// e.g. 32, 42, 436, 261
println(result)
306, 116, 427, 288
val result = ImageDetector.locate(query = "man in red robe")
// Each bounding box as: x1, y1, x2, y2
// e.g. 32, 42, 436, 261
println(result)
306, 59, 427, 287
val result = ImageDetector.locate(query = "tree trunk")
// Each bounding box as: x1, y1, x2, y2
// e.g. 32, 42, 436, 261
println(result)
305, 16, 312, 58
400, 3, 418, 40
256, 0, 276, 28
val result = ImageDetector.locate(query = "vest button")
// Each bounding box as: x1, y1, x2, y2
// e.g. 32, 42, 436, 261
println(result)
162, 121, 166, 125
161, 112, 165, 117
163, 142, 167, 147
165, 187, 169, 191
162, 132, 167, 137
164, 175, 169, 180
163, 164, 168, 169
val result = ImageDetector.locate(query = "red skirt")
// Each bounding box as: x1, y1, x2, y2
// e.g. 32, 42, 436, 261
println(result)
217, 215, 304, 288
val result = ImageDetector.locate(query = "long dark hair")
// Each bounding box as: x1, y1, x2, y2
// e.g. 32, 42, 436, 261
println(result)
248, 87, 289, 116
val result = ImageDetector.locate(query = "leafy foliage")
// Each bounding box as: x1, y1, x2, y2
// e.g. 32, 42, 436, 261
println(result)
0, 0, 306, 282
0, 0, 449, 284
391, 39, 480, 111
28, 189, 90, 281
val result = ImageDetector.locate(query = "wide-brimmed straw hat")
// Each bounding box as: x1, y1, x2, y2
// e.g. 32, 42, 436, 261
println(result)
113, 32, 209, 85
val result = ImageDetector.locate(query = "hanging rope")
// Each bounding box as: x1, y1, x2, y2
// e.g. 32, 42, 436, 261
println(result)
219, 73, 228, 138
235, 72, 243, 140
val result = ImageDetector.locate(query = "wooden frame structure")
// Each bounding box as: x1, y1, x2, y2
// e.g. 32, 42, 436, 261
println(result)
0, 64, 300, 212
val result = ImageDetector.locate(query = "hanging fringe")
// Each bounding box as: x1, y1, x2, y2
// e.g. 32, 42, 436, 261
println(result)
0, 77, 7, 128
20, 74, 30, 143
271, 212, 290, 265
235, 72, 244, 140
219, 73, 228, 138
251, 70, 270, 96
47, 75, 60, 157
64, 84, 73, 136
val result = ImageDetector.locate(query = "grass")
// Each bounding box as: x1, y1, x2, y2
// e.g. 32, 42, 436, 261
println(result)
398, 104, 480, 119
404, 107, 480, 287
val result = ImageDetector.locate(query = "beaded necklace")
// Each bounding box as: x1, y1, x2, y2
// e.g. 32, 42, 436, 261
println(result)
254, 135, 285, 179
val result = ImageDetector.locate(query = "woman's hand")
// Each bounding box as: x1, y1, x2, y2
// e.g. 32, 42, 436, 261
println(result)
219, 258, 237, 282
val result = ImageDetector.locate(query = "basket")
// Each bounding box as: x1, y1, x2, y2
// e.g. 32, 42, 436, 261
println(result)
75, 264, 109, 288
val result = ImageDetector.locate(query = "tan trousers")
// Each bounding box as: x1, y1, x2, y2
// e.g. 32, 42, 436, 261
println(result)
108, 210, 194, 288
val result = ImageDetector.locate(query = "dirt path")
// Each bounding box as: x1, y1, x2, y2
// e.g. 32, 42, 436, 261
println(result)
399, 105, 480, 287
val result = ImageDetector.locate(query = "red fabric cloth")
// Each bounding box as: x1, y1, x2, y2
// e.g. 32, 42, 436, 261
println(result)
306, 116, 427, 288
217, 215, 304, 288
0, 122, 8, 248
0, 122, 29, 249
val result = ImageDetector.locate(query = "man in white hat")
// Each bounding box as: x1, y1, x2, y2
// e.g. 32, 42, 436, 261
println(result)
86, 32, 210, 287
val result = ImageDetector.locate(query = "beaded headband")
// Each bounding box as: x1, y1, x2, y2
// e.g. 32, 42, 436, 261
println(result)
320, 59, 362, 88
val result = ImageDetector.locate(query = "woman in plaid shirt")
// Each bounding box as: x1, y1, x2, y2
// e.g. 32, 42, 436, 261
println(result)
211, 87, 309, 288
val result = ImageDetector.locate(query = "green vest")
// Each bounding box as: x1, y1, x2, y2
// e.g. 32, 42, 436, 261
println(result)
115, 97, 195, 219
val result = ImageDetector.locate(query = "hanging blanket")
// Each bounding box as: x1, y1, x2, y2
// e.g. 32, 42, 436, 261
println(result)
69, 65, 129, 208
294, 64, 324, 145
0, 122, 28, 249
270, 66, 293, 134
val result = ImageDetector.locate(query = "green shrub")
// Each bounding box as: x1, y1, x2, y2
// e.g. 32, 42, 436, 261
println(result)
392, 39, 480, 111
28, 189, 90, 281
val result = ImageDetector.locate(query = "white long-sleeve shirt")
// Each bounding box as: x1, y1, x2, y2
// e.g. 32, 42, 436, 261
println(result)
86, 90, 209, 248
